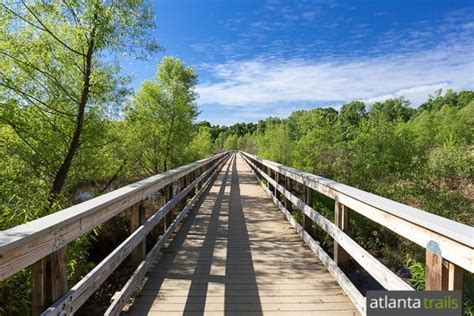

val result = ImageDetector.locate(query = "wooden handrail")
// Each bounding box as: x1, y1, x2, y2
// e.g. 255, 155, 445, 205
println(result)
0, 151, 230, 315
240, 151, 473, 315
0, 152, 227, 280
240, 151, 473, 270
104, 153, 231, 315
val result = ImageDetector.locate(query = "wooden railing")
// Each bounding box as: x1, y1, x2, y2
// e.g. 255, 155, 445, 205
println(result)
240, 151, 473, 315
0, 152, 231, 315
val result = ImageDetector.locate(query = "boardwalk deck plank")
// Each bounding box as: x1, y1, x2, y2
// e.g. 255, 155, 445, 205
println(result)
125, 154, 359, 315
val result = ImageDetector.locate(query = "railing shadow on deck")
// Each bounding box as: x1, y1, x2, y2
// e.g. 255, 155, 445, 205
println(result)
127, 155, 233, 315
129, 154, 264, 315
224, 154, 262, 315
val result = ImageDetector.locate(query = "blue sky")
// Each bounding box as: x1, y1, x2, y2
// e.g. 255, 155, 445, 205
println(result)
119, 0, 474, 125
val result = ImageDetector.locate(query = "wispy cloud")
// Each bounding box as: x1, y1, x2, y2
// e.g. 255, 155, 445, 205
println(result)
197, 5, 474, 119
196, 41, 473, 109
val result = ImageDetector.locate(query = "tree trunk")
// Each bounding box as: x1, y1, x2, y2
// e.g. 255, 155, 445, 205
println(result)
50, 30, 95, 199
162, 108, 177, 172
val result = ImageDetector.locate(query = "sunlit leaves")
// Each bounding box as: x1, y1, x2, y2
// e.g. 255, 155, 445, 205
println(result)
125, 57, 198, 175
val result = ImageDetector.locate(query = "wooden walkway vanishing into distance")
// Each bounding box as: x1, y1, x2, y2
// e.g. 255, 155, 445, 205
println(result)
0, 151, 471, 316
126, 154, 359, 315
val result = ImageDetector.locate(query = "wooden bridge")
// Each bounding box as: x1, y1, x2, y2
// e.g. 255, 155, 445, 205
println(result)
0, 152, 472, 315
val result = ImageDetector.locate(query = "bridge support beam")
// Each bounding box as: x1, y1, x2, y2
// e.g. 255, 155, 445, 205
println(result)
274, 172, 278, 199
334, 199, 350, 268
302, 186, 313, 233
164, 184, 173, 230
268, 168, 274, 193
425, 250, 464, 291
284, 176, 293, 212
131, 202, 146, 268
31, 247, 67, 316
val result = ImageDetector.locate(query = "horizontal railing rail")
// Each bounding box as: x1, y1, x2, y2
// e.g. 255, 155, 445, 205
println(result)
105, 153, 229, 315
0, 151, 231, 315
240, 151, 473, 315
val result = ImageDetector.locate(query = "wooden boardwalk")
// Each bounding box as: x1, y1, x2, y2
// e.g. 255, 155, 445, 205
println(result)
2, 152, 470, 315
126, 154, 359, 316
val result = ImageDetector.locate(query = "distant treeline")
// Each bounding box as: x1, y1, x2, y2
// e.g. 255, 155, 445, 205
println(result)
205, 90, 472, 230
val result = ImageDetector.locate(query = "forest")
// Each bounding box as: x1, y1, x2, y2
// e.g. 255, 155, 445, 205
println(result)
0, 1, 472, 315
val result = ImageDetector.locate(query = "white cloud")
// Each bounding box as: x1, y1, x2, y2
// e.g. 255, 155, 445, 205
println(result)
196, 42, 474, 109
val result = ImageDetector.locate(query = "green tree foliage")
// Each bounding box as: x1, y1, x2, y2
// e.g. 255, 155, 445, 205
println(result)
347, 114, 418, 190
289, 108, 339, 176
223, 133, 239, 150
0, 1, 160, 313
0, 0, 158, 203
125, 57, 198, 175
187, 126, 213, 162
337, 101, 367, 141
255, 122, 292, 164
370, 97, 416, 122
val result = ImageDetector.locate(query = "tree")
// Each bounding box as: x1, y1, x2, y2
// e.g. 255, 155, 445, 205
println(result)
187, 126, 213, 161
255, 122, 292, 164
223, 134, 238, 150
0, 0, 158, 201
370, 97, 415, 122
347, 115, 417, 190
125, 57, 198, 175
291, 109, 339, 176
338, 101, 366, 140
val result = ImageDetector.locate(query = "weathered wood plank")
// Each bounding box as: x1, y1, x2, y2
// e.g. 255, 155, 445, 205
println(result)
302, 186, 312, 233
131, 203, 146, 269
31, 259, 45, 316
334, 199, 350, 267
130, 311, 357, 316
425, 248, 444, 290
284, 176, 292, 211
140, 302, 358, 312
447, 262, 464, 291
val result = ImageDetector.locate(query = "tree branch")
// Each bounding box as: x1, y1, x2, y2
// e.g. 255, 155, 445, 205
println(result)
20, 0, 86, 57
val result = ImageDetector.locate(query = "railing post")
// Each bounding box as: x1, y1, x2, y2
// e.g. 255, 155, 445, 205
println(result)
302, 185, 312, 232
334, 198, 350, 267
187, 173, 193, 197
425, 248, 444, 290
49, 248, 68, 301
425, 245, 464, 291
32, 247, 68, 316
274, 172, 279, 199
194, 169, 201, 193
447, 262, 464, 291
160, 185, 170, 234
130, 202, 146, 268
165, 184, 174, 229
285, 176, 292, 211
177, 176, 187, 214
31, 259, 45, 316
192, 170, 197, 194
267, 167, 273, 192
